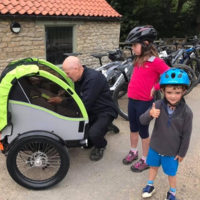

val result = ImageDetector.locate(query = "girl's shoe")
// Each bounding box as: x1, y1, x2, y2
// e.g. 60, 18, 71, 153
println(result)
131, 158, 150, 172
123, 150, 138, 165
142, 185, 155, 198
165, 192, 179, 200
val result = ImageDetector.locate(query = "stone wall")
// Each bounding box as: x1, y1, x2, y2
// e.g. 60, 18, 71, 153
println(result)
0, 19, 45, 73
0, 19, 120, 74
76, 22, 121, 68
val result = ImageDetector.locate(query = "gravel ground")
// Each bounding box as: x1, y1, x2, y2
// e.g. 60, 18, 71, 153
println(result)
1, 85, 200, 200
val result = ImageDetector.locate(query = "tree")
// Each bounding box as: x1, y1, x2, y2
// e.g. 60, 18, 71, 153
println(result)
107, 0, 199, 41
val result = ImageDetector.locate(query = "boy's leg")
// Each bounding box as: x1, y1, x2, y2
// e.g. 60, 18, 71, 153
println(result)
142, 166, 159, 198
168, 175, 176, 190
149, 166, 159, 180
161, 156, 179, 200
165, 176, 178, 200
142, 148, 161, 198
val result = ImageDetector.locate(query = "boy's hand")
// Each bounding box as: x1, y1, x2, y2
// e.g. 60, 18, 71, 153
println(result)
175, 155, 184, 162
48, 97, 63, 104
149, 103, 160, 118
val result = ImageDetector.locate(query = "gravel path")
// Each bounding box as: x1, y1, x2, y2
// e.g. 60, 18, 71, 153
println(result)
1, 85, 200, 200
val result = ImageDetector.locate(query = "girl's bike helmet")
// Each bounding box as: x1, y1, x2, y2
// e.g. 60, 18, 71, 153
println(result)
125, 25, 157, 44
160, 68, 190, 86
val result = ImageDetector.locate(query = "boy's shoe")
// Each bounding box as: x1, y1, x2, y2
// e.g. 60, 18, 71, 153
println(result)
123, 150, 138, 165
90, 147, 105, 161
165, 191, 179, 200
131, 158, 150, 172
142, 185, 155, 198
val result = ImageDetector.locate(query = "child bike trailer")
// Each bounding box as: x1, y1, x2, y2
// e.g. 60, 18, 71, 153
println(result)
0, 58, 89, 190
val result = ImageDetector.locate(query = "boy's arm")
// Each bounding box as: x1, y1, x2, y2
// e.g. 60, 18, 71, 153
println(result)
140, 102, 160, 125
140, 107, 153, 125
177, 109, 193, 157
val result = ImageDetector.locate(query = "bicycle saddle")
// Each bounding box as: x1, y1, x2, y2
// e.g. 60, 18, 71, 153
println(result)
91, 54, 107, 59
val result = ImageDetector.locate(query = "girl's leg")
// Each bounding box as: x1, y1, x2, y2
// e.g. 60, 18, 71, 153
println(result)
141, 137, 150, 157
130, 131, 139, 148
123, 131, 139, 165
123, 99, 139, 165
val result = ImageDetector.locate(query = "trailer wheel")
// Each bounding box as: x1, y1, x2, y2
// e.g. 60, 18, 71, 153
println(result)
6, 135, 70, 190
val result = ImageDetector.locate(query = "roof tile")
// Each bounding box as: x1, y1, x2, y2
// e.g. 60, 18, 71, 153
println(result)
15, 5, 22, 11
0, 0, 121, 18
19, 9, 26, 14
1, 8, 8, 14
2, 0, 10, 6
0, 4, 5, 10
12, 0, 19, 6
10, 8, 17, 14
19, 0, 26, 7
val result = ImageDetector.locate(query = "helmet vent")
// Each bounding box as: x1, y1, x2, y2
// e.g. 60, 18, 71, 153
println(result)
178, 74, 182, 78
171, 73, 176, 79
165, 74, 169, 78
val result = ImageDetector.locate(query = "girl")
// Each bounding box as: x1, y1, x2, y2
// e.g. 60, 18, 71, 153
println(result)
123, 25, 170, 172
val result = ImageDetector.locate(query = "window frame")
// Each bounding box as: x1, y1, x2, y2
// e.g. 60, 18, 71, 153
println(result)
36, 21, 83, 68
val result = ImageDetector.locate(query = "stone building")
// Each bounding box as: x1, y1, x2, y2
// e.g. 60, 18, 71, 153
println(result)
0, 0, 121, 73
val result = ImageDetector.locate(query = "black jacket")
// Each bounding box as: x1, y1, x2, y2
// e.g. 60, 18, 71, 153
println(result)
65, 66, 118, 119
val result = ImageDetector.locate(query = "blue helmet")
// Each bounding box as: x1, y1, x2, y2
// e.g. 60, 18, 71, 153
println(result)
160, 68, 190, 86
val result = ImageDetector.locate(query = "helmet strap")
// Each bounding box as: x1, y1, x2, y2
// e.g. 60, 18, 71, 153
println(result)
140, 42, 152, 55
163, 96, 182, 108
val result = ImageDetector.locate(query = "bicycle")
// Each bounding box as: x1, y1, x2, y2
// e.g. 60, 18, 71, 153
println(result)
112, 60, 197, 121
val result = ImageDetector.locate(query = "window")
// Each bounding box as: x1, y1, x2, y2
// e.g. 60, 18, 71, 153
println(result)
45, 27, 73, 65
9, 76, 82, 118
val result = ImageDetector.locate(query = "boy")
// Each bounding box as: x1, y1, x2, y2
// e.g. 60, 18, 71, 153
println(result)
140, 68, 193, 200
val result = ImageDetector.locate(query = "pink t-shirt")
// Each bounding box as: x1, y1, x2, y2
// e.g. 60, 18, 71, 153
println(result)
128, 57, 170, 101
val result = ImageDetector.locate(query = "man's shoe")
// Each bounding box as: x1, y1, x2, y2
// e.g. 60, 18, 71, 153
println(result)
123, 150, 138, 165
90, 147, 105, 161
131, 158, 150, 172
108, 123, 120, 133
165, 191, 178, 200
142, 185, 155, 198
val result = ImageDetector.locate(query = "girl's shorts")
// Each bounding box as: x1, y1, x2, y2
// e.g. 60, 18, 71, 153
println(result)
147, 147, 179, 176
128, 98, 153, 139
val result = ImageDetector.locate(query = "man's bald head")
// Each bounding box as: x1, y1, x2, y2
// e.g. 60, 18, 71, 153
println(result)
62, 56, 84, 82
63, 56, 82, 71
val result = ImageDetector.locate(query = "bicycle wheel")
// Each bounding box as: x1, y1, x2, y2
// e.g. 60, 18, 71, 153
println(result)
171, 64, 196, 95
154, 90, 162, 100
113, 82, 162, 121
7, 135, 70, 190
113, 80, 129, 120
184, 58, 200, 86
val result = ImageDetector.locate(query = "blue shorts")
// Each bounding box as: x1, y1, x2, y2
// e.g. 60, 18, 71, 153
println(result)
128, 98, 153, 139
147, 147, 179, 176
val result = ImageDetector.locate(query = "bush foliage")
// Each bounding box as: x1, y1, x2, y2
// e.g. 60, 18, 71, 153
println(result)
106, 0, 200, 41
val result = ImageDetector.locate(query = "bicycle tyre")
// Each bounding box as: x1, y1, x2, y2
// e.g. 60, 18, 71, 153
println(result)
7, 135, 70, 190
113, 80, 129, 120
184, 58, 200, 86
113, 81, 163, 121
171, 64, 196, 95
